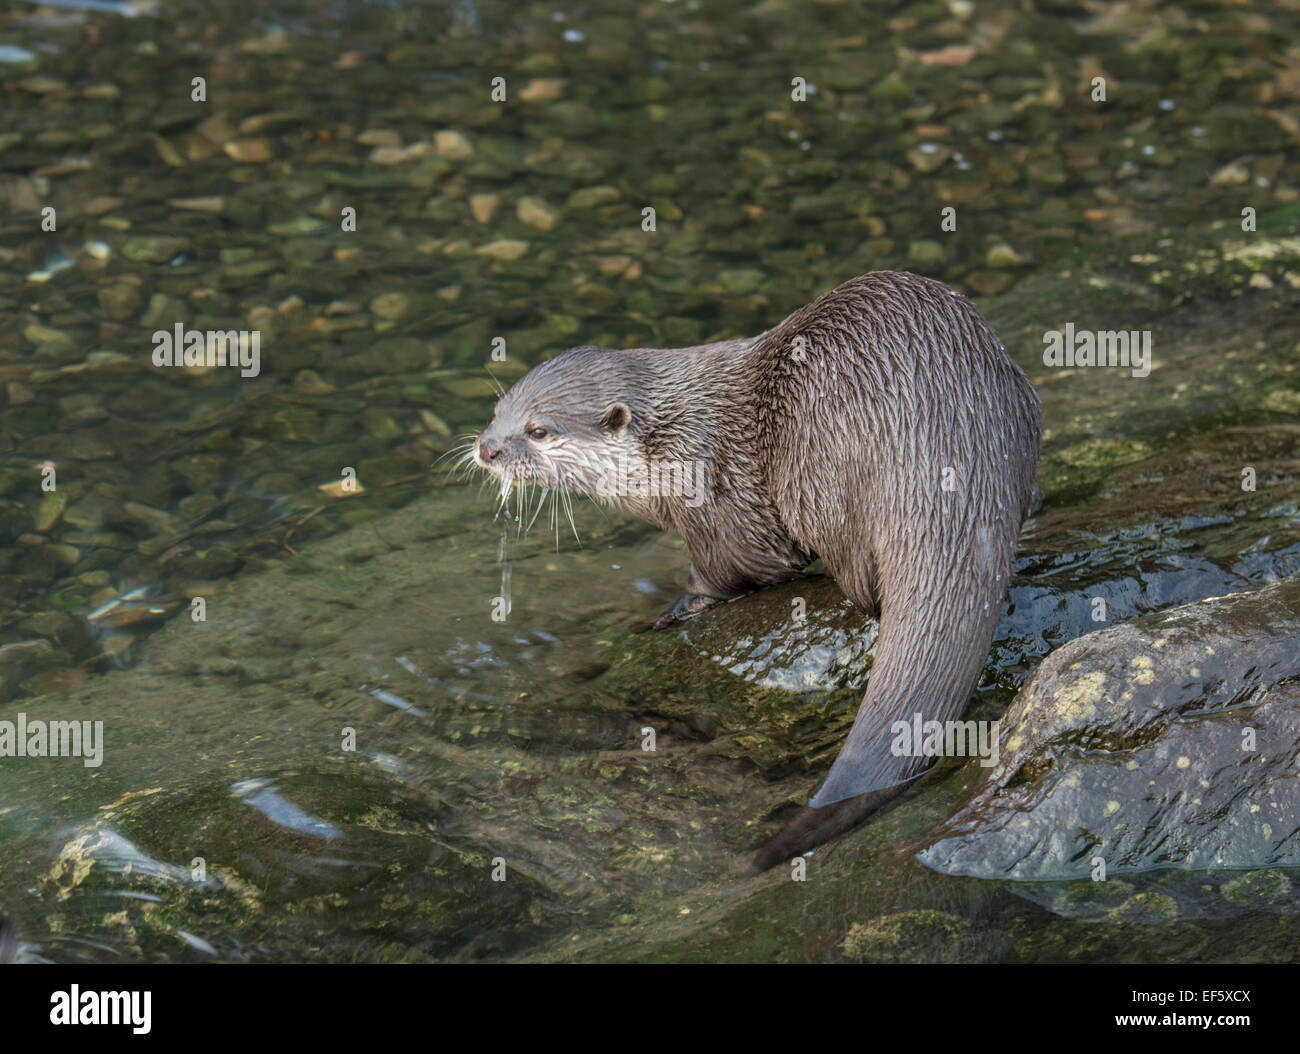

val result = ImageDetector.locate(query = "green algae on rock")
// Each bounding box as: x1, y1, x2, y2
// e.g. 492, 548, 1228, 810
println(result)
920, 577, 1300, 882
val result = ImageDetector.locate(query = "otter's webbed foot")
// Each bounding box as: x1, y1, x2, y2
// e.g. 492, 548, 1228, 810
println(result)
631, 592, 723, 632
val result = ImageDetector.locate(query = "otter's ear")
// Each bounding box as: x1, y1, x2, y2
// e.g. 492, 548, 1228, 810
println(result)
600, 402, 631, 434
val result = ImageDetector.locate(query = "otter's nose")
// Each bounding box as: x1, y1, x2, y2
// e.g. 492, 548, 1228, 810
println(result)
479, 438, 502, 462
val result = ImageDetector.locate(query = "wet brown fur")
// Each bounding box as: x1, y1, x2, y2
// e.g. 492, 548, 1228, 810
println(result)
476, 272, 1041, 871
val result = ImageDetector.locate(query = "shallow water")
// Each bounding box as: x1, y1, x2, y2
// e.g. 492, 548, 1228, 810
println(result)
0, 0, 1298, 961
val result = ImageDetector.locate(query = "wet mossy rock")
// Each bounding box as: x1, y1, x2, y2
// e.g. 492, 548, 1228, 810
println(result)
920, 576, 1300, 882
598, 575, 877, 781
1004, 866, 1297, 924
842, 910, 983, 964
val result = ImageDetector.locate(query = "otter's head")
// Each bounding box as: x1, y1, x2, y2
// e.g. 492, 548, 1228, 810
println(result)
473, 347, 640, 501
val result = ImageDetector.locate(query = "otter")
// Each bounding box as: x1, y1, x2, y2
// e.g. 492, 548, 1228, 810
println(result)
472, 271, 1041, 871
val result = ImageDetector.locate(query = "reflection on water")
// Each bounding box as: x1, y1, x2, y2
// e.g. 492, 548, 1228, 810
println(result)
232, 777, 344, 840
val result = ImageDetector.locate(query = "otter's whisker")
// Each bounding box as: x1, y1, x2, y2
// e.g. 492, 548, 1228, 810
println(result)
553, 483, 562, 551
434, 440, 476, 468
561, 481, 581, 547
440, 444, 483, 485
527, 487, 551, 533
496, 472, 516, 520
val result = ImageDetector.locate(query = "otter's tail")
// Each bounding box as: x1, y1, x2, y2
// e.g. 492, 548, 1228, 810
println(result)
751, 588, 1004, 872
0, 911, 17, 965
809, 536, 1008, 808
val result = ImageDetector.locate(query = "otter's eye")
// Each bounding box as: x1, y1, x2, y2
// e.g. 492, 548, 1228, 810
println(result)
528, 427, 549, 440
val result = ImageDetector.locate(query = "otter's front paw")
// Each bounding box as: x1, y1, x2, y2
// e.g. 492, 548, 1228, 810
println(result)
631, 592, 722, 632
